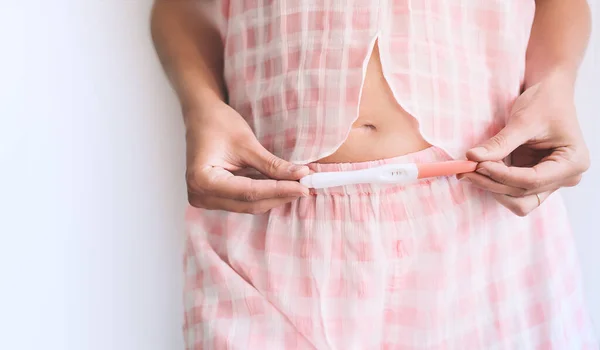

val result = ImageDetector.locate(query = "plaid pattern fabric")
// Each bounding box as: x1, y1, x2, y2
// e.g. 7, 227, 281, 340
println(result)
219, 0, 535, 163
183, 1, 598, 348
184, 147, 597, 349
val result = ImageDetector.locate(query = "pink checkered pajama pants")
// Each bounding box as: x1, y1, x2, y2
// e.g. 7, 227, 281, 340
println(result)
183, 147, 597, 349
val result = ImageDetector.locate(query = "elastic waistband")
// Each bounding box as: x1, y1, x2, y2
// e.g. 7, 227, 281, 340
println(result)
306, 146, 453, 196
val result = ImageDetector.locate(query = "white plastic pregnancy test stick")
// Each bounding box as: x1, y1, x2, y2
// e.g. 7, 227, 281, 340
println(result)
299, 161, 477, 189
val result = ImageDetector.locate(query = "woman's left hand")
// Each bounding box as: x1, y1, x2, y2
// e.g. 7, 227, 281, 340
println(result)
459, 70, 590, 216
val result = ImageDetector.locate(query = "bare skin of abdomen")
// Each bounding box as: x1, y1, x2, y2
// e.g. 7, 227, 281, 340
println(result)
317, 42, 430, 163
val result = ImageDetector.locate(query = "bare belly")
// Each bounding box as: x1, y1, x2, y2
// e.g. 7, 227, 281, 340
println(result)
317, 42, 430, 163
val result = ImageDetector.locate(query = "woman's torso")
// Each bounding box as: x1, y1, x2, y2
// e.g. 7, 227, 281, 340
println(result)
216, 0, 536, 164
318, 41, 430, 163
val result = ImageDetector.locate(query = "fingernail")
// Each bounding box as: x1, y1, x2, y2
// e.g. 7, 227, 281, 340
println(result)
477, 168, 490, 177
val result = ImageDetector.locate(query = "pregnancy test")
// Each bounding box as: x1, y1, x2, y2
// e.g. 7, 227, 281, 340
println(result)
299, 160, 477, 189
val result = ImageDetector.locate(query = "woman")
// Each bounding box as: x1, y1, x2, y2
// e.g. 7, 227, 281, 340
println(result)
151, 0, 597, 348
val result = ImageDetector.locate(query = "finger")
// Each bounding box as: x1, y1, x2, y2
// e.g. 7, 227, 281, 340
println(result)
460, 171, 581, 197
492, 190, 555, 217
521, 174, 583, 196
466, 121, 532, 162
233, 167, 317, 178
458, 172, 526, 197
189, 193, 300, 214
192, 166, 309, 201
242, 141, 310, 180
476, 159, 576, 191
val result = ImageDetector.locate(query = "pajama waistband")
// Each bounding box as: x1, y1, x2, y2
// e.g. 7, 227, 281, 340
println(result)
306, 146, 454, 196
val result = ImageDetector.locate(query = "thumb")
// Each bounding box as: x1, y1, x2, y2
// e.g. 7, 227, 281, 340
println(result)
467, 120, 530, 162
243, 142, 310, 180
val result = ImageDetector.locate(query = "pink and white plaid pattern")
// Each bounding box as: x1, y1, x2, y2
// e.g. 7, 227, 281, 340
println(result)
184, 147, 597, 349
219, 0, 535, 163
183, 1, 598, 348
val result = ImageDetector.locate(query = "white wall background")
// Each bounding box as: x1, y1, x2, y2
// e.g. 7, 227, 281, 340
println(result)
0, 1, 598, 349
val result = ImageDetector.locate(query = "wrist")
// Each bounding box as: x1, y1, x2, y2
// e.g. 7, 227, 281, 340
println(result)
524, 62, 578, 91
180, 87, 229, 129
182, 94, 227, 126
181, 86, 224, 114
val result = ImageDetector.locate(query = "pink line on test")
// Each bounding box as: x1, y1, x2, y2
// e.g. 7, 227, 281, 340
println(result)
416, 161, 478, 179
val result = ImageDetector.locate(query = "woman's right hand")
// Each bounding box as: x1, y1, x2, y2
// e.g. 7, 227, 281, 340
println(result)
184, 101, 310, 214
